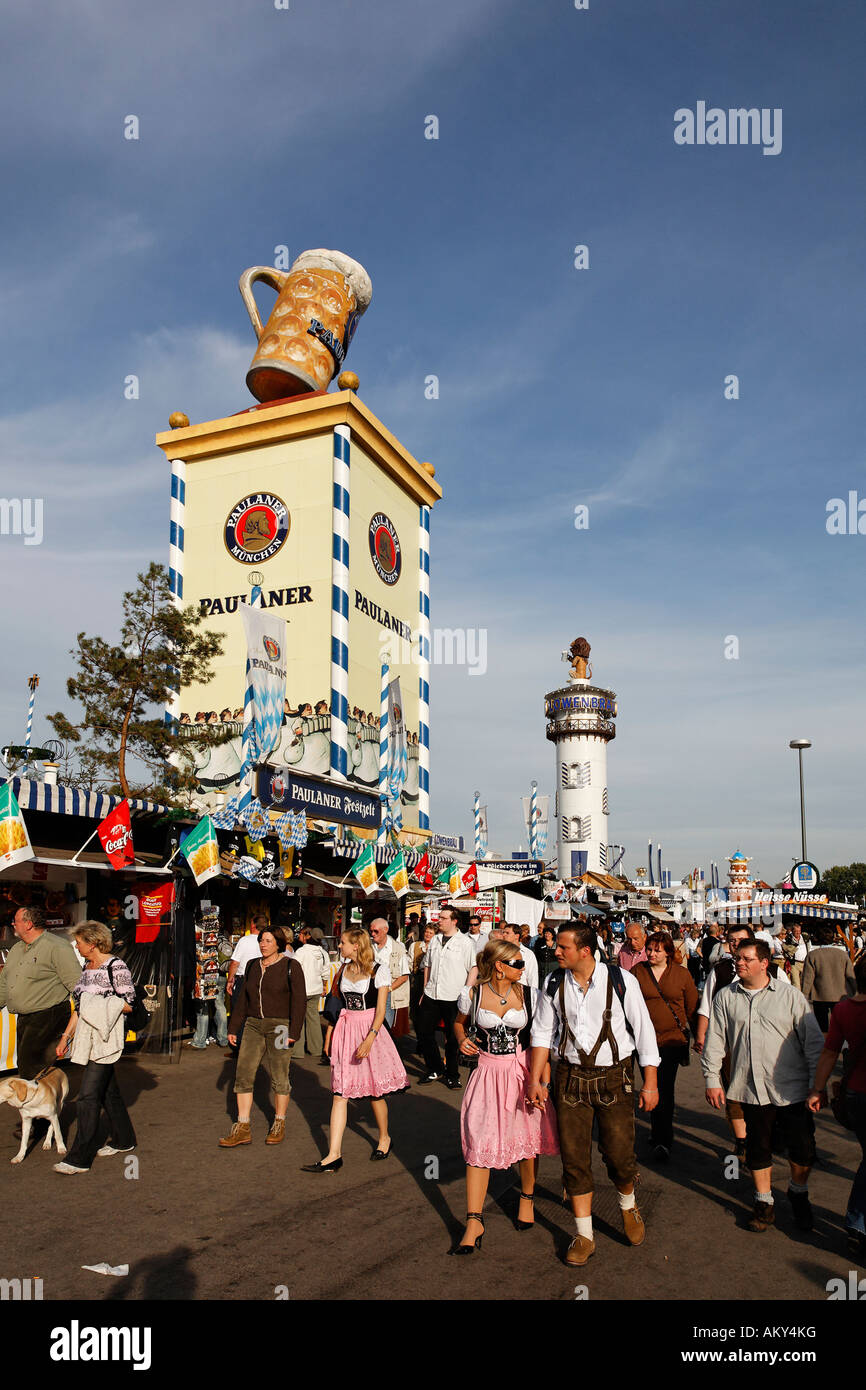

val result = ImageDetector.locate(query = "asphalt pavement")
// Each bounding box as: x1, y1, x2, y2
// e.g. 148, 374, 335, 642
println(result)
1, 1037, 863, 1303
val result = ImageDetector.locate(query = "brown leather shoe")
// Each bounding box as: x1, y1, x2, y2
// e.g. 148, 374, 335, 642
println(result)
218, 1121, 251, 1148
622, 1206, 645, 1246
747, 1200, 776, 1232
565, 1235, 596, 1266
265, 1118, 285, 1145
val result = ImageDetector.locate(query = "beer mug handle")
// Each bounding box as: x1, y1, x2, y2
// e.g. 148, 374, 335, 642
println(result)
238, 266, 290, 340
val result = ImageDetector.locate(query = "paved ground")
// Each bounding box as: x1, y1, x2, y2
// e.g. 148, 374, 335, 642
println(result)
2, 1039, 864, 1303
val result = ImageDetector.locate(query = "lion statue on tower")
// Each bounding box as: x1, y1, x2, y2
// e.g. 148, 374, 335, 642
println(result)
568, 637, 592, 681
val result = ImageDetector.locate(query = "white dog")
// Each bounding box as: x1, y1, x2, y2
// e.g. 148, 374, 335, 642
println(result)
0, 1068, 69, 1164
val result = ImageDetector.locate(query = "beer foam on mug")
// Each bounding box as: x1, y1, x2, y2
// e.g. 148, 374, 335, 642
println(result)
290, 249, 373, 311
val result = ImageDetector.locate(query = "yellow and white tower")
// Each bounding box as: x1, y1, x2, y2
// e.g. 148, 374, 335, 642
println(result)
156, 380, 441, 829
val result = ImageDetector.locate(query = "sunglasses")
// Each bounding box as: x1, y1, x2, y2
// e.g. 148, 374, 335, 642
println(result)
502, 959, 525, 970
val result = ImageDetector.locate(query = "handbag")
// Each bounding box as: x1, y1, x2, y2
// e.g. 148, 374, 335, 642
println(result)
830, 1032, 866, 1131
322, 965, 345, 1027
106, 959, 149, 1034
636, 963, 691, 1064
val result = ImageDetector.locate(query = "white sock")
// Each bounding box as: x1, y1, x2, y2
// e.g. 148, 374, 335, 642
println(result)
754, 1189, 774, 1205
618, 1191, 636, 1211
575, 1216, 593, 1240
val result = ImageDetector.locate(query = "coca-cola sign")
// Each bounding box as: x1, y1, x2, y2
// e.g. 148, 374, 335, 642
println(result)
97, 800, 135, 870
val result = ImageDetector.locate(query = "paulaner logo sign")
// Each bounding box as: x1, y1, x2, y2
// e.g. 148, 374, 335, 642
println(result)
674, 103, 782, 156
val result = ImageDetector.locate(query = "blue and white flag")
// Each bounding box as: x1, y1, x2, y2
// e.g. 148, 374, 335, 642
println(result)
239, 799, 269, 842
273, 809, 308, 852
238, 604, 287, 803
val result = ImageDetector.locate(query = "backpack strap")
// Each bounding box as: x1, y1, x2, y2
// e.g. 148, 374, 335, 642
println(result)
606, 962, 637, 1046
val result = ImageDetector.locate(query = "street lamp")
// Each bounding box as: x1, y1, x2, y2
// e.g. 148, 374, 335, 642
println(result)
789, 739, 811, 863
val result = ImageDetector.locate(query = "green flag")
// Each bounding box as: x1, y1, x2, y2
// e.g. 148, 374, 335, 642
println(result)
351, 842, 379, 896
181, 815, 221, 886
383, 849, 409, 898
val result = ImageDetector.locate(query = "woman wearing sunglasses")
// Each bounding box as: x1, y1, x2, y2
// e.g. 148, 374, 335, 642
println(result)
450, 939, 558, 1253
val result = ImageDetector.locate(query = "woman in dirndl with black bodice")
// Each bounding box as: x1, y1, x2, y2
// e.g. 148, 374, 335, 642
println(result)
450, 939, 558, 1253
301, 928, 407, 1172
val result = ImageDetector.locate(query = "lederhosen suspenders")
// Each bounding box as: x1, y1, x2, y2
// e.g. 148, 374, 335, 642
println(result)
557, 970, 620, 1066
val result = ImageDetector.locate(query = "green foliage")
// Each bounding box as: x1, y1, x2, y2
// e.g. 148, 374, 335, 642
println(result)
820, 863, 866, 903
48, 562, 225, 806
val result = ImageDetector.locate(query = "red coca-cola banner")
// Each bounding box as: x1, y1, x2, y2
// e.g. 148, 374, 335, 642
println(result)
96, 800, 135, 870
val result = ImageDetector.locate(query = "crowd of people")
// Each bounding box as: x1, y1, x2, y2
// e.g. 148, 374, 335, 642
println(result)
1, 900, 865, 1270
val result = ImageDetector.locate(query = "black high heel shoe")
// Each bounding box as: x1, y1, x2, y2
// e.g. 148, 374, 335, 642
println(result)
516, 1193, 535, 1231
300, 1157, 343, 1173
370, 1141, 392, 1161
449, 1212, 484, 1255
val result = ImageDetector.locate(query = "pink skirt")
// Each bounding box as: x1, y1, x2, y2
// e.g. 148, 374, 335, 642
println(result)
460, 1047, 559, 1170
330, 1007, 408, 1099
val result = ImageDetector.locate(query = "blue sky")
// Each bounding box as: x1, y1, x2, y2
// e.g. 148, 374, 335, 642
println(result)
1, 0, 864, 883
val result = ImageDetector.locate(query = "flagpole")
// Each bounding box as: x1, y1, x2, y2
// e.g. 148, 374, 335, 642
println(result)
530, 780, 538, 859
70, 825, 101, 864
474, 790, 481, 859
24, 674, 39, 769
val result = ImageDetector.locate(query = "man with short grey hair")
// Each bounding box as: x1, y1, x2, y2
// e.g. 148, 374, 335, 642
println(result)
617, 920, 648, 973
0, 907, 81, 1079
369, 918, 409, 1031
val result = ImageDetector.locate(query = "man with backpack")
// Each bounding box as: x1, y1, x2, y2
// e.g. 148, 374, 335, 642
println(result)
528, 923, 660, 1267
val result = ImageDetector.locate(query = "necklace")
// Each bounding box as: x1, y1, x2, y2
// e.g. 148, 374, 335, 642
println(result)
490, 979, 511, 1006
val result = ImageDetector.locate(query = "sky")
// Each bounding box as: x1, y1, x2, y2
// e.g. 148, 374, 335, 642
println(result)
0, 0, 864, 884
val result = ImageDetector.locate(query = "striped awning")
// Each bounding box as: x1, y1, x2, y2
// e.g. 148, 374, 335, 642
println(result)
331, 840, 449, 871
4, 778, 170, 819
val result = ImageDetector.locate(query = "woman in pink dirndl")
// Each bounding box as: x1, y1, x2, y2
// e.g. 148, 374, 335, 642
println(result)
301, 928, 407, 1172
450, 940, 558, 1253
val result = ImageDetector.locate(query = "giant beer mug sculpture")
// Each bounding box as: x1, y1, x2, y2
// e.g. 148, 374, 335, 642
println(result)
239, 248, 372, 403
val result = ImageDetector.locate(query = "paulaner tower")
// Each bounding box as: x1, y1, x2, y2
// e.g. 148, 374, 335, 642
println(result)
545, 638, 617, 878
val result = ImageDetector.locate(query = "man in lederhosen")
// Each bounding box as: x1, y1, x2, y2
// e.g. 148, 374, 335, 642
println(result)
529, 923, 661, 1267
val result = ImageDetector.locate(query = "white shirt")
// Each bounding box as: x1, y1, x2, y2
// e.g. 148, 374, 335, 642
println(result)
231, 934, 293, 976
506, 943, 538, 989
531, 962, 661, 1068
423, 931, 476, 1001
294, 941, 331, 996
230, 935, 262, 976
468, 928, 492, 957
755, 929, 783, 958
373, 937, 409, 978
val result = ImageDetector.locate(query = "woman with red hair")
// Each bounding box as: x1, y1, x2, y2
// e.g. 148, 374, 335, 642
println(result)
633, 933, 698, 1161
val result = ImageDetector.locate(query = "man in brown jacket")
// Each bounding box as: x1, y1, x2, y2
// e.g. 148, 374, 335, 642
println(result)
802, 926, 856, 1031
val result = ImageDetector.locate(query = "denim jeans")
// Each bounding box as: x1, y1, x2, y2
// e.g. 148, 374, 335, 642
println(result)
845, 1090, 866, 1235
192, 975, 228, 1047
66, 1061, 136, 1169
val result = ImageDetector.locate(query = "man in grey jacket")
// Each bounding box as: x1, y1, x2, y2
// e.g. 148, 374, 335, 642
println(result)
702, 939, 825, 1234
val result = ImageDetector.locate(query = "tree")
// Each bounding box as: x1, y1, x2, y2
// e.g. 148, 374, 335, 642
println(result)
820, 863, 866, 903
49, 563, 225, 806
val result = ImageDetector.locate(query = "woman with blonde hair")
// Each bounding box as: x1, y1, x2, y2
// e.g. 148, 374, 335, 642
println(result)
301, 928, 407, 1172
450, 939, 558, 1252
53, 921, 136, 1174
